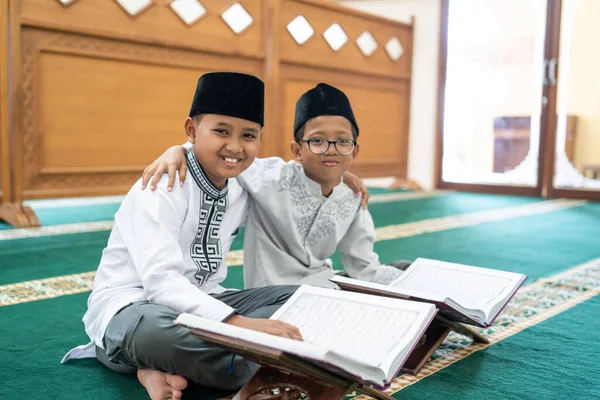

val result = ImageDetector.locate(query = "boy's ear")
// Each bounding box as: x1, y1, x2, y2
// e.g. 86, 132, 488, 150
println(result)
290, 141, 302, 160
184, 117, 197, 143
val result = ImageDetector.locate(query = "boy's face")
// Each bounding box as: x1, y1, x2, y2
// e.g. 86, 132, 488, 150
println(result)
291, 115, 359, 186
185, 114, 261, 188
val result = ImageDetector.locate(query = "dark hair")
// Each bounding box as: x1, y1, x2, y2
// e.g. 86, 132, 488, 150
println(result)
294, 118, 358, 143
192, 114, 204, 125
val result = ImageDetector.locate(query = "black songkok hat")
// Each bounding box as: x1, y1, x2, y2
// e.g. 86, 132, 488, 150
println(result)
188, 72, 264, 127
293, 83, 359, 137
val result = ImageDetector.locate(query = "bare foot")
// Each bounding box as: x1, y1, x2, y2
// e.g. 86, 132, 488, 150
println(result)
137, 369, 188, 400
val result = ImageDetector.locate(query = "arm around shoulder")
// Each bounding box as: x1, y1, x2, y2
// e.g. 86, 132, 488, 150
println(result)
237, 156, 288, 188
141, 143, 190, 192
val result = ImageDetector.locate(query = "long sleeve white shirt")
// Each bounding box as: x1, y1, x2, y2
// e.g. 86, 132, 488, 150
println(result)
62, 151, 248, 362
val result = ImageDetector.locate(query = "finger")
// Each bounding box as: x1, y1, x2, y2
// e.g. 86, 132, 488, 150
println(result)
281, 330, 302, 341
141, 165, 153, 190
279, 331, 294, 339
180, 164, 188, 187
277, 321, 297, 331
167, 163, 177, 192
281, 323, 303, 340
361, 191, 369, 209
351, 178, 362, 194
292, 328, 303, 341
266, 328, 289, 339
151, 168, 163, 190
265, 325, 295, 339
359, 181, 367, 195
361, 184, 370, 209
278, 322, 304, 340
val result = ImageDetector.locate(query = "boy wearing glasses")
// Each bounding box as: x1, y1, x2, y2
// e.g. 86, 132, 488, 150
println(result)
143, 83, 407, 288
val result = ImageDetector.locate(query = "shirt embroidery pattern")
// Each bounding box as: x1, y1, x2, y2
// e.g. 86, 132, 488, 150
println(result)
279, 169, 359, 246
279, 173, 321, 214
187, 151, 229, 286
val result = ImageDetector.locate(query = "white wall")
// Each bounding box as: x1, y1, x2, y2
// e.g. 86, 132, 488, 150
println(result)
339, 0, 441, 189
559, 0, 600, 171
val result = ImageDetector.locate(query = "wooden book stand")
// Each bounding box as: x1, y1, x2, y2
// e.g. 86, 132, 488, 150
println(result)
188, 329, 395, 400
399, 314, 488, 375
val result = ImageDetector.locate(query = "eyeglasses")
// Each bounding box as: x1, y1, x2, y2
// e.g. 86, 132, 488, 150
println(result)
301, 138, 357, 155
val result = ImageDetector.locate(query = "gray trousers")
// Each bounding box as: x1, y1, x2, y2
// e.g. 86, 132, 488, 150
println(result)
96, 285, 298, 391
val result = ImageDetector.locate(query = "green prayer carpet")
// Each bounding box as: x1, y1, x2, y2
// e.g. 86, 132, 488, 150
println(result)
0, 192, 543, 286
368, 192, 546, 226
395, 295, 600, 400
332, 203, 600, 283
364, 187, 410, 195
0, 293, 230, 400
1, 192, 599, 399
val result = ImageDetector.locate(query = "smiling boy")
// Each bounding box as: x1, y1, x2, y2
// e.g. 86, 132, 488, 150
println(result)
62, 72, 302, 400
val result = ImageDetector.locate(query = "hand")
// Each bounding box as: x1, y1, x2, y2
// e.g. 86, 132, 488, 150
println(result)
226, 315, 303, 341
141, 146, 188, 191
343, 171, 370, 209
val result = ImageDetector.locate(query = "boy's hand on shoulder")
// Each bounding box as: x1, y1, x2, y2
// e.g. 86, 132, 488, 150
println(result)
226, 314, 303, 341
141, 146, 188, 192
343, 171, 370, 209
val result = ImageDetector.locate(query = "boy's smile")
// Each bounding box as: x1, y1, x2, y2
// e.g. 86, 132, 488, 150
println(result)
186, 114, 261, 188
219, 155, 243, 168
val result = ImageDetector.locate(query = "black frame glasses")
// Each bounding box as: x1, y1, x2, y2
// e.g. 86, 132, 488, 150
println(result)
300, 138, 357, 155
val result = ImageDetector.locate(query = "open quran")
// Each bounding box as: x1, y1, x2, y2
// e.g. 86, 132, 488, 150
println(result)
331, 258, 527, 327
175, 284, 437, 390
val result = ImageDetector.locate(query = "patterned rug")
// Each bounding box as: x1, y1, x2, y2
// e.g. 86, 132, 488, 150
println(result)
1, 190, 599, 399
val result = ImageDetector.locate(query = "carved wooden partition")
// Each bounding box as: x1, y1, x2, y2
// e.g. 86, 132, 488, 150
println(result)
276, 0, 413, 178
1, 0, 9, 206
0, 0, 413, 225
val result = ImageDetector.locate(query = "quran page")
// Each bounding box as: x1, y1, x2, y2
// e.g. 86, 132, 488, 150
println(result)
270, 285, 436, 374
390, 258, 525, 314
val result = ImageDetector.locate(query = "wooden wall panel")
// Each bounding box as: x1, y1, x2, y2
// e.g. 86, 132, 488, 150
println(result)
0, 0, 9, 203
4, 0, 413, 205
280, 0, 412, 79
21, 0, 265, 59
18, 28, 263, 199
280, 65, 409, 178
